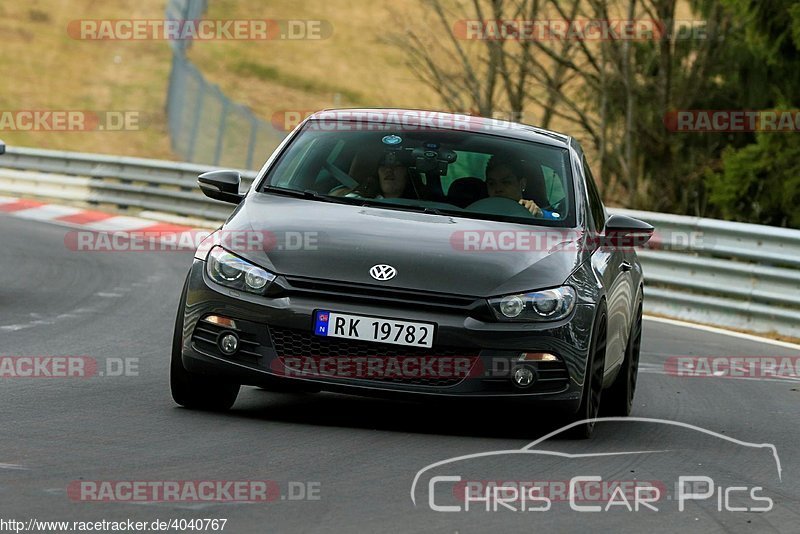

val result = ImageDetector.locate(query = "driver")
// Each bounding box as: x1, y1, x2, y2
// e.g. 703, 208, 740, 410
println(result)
346, 152, 412, 199
485, 156, 557, 218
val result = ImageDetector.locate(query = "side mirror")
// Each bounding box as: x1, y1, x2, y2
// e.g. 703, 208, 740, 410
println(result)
603, 214, 654, 247
198, 170, 243, 204
0, 140, 5, 155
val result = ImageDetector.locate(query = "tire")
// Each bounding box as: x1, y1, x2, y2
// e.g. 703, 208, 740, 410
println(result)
601, 293, 643, 417
564, 303, 607, 439
170, 274, 240, 411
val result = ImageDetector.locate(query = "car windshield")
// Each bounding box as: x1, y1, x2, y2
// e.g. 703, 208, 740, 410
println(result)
261, 120, 576, 227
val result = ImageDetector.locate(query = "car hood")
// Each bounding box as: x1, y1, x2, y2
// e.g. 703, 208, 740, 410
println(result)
223, 193, 586, 297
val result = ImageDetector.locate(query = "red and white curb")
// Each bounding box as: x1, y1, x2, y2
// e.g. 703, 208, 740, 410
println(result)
0, 196, 204, 250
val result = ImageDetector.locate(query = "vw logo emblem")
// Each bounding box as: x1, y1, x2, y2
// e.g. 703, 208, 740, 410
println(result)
370, 264, 397, 281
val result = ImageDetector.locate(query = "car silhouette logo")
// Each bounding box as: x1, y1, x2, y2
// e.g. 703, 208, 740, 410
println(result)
370, 264, 397, 281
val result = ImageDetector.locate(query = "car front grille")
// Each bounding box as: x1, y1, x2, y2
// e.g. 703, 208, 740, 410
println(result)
529, 360, 570, 392
268, 326, 477, 387
282, 276, 477, 311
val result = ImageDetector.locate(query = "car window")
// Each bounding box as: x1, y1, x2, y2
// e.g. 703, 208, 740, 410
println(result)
262, 121, 577, 227
582, 156, 606, 232
271, 134, 320, 188
542, 164, 566, 206
441, 151, 491, 194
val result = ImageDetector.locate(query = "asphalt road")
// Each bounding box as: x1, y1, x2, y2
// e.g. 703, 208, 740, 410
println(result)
1, 213, 799, 533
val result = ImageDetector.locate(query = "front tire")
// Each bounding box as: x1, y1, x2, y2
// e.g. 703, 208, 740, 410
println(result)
601, 293, 643, 417
170, 275, 240, 411
564, 303, 607, 439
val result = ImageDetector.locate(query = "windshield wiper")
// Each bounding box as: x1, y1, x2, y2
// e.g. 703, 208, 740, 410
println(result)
353, 198, 458, 217
261, 185, 318, 199
261, 186, 357, 205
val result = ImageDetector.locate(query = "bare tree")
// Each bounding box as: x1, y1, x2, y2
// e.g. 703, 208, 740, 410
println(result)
392, 0, 735, 211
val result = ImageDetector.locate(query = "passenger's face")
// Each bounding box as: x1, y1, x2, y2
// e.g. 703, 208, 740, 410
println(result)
486, 165, 525, 200
378, 165, 408, 198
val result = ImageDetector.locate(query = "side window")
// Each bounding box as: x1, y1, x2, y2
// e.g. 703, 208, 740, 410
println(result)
541, 165, 566, 206
582, 156, 606, 232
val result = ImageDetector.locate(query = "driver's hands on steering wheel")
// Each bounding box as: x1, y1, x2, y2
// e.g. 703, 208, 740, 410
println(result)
519, 199, 543, 217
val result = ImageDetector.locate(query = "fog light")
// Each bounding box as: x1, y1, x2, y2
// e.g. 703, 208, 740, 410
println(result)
512, 366, 536, 388
218, 332, 239, 355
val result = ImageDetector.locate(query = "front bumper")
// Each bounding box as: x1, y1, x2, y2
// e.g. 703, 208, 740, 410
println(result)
179, 259, 595, 409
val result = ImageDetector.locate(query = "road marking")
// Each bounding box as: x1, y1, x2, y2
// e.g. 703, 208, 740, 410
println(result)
644, 315, 800, 351
0, 463, 27, 470
0, 199, 45, 212
11, 205, 83, 221
83, 216, 165, 232
0, 197, 197, 237
56, 210, 115, 224
0, 307, 99, 332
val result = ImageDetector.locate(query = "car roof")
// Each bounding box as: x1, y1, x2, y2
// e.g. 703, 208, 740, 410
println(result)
305, 108, 573, 149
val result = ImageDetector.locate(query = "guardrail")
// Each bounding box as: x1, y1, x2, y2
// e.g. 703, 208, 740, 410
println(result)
1, 146, 798, 339
611, 208, 800, 338
0, 146, 257, 222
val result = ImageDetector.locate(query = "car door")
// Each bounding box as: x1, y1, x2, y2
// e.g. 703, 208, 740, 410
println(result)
583, 157, 632, 376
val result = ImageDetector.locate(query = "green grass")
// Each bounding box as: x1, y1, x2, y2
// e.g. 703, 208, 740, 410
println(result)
0, 0, 175, 159
230, 60, 364, 103
0, 0, 441, 159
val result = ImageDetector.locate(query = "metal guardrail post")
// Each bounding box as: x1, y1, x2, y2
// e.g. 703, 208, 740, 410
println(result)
246, 114, 259, 170
185, 73, 207, 163
162, 0, 286, 168
213, 94, 230, 166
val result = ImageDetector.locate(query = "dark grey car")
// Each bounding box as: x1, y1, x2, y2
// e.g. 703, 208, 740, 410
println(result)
170, 109, 653, 438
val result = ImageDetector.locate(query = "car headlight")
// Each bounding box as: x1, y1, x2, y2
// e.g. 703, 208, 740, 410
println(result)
206, 246, 276, 294
488, 286, 576, 322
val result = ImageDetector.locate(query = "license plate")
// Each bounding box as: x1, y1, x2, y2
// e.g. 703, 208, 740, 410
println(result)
313, 310, 435, 348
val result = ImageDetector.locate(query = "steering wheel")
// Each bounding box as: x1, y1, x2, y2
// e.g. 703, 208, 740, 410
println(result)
466, 196, 535, 218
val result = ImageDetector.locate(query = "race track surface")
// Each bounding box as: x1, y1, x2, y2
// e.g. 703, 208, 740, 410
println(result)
2, 214, 798, 533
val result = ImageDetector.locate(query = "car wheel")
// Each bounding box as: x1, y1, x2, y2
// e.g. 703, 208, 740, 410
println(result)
170, 274, 240, 411
565, 303, 607, 439
601, 294, 643, 417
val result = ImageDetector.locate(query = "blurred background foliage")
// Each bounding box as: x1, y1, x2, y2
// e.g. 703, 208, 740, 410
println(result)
0, 0, 797, 226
